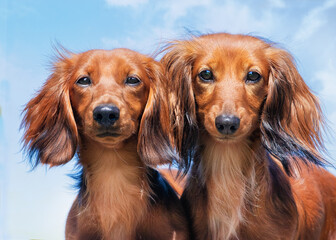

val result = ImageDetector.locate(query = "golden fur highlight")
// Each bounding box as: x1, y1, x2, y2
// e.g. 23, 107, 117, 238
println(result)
201, 136, 256, 239
79, 140, 148, 238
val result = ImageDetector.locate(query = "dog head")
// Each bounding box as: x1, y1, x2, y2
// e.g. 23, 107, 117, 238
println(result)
22, 48, 174, 167
162, 33, 325, 174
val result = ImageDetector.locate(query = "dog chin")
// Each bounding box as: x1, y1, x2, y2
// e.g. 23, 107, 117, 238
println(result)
92, 134, 130, 149
210, 133, 244, 144
214, 136, 238, 143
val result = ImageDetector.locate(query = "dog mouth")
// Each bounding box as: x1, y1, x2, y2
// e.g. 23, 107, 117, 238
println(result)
96, 127, 121, 138
214, 132, 244, 142
96, 132, 121, 138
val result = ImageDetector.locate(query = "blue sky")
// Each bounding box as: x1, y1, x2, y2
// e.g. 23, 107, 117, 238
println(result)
0, 0, 336, 239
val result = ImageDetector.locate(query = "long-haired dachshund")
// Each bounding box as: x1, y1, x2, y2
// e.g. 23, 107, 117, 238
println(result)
161, 33, 336, 239
21, 48, 189, 239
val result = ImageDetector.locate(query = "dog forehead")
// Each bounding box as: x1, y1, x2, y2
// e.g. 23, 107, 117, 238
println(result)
80, 49, 144, 66
73, 49, 149, 77
199, 33, 267, 48
194, 40, 269, 73
199, 34, 266, 55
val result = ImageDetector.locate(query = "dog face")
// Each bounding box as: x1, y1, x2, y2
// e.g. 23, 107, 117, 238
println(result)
22, 48, 174, 167
69, 49, 151, 147
190, 35, 270, 142
162, 33, 325, 174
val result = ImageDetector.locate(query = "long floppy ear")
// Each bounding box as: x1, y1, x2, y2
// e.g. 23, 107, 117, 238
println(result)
21, 55, 78, 167
261, 47, 326, 175
159, 41, 199, 174
138, 59, 178, 167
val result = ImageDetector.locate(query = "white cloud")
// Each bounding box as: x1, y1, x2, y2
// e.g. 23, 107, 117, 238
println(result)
160, 0, 212, 27
313, 59, 336, 165
101, 35, 160, 55
293, 0, 336, 42
101, 0, 290, 50
197, 1, 274, 34
105, 0, 148, 7
268, 0, 286, 8
315, 59, 336, 109
315, 58, 336, 169
146, 0, 292, 42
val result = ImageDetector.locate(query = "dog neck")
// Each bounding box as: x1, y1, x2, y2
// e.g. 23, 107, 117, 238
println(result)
78, 137, 149, 239
197, 134, 265, 239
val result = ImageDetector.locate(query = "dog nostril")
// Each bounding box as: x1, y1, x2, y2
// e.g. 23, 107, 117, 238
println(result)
230, 125, 237, 131
108, 111, 119, 120
96, 114, 103, 121
215, 115, 240, 135
93, 105, 120, 127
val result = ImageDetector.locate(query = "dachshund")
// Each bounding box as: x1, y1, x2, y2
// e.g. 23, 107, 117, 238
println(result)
21, 48, 189, 239
161, 33, 336, 239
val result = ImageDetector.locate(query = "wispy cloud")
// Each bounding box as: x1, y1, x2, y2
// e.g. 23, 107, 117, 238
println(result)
101, 35, 164, 55
160, 0, 212, 27
145, 0, 292, 41
315, 59, 336, 106
105, 0, 148, 7
268, 0, 286, 8
293, 0, 336, 42
197, 1, 274, 34
313, 59, 336, 163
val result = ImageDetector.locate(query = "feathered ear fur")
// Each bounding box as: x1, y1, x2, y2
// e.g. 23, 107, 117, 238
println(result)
137, 59, 179, 167
160, 41, 200, 173
261, 47, 326, 175
21, 54, 78, 167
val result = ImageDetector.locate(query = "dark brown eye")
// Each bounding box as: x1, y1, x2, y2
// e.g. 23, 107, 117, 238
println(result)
246, 71, 261, 83
199, 70, 214, 82
76, 77, 92, 86
125, 76, 141, 86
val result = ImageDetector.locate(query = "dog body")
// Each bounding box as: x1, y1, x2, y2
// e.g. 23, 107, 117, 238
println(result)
22, 49, 189, 239
162, 33, 336, 239
183, 144, 336, 240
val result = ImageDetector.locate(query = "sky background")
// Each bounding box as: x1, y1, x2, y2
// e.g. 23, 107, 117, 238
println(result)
0, 0, 336, 239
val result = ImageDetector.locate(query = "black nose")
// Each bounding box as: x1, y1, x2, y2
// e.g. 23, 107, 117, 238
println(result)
93, 105, 120, 127
215, 115, 240, 135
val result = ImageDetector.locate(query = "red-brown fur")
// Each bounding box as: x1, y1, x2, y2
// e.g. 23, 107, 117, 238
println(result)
22, 48, 189, 239
161, 33, 336, 239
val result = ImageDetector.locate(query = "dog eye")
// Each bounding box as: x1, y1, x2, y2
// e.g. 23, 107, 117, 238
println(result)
246, 71, 261, 83
76, 77, 92, 86
125, 76, 141, 86
199, 70, 214, 82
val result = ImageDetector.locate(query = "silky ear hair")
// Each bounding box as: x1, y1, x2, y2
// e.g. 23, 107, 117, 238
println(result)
261, 47, 325, 175
161, 41, 200, 174
21, 57, 78, 167
137, 59, 179, 167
